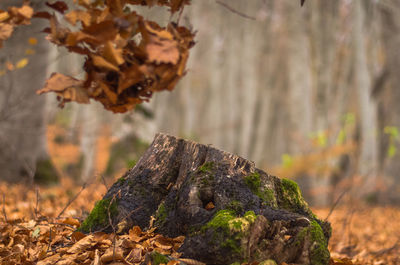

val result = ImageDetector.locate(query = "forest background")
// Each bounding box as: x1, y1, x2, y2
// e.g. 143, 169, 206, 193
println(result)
1, 0, 400, 264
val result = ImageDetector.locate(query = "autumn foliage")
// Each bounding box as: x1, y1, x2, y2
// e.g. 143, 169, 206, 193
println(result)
1, 0, 195, 113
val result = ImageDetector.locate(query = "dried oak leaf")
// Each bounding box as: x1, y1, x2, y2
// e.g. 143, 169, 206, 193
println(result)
0, 23, 14, 47
67, 235, 95, 254
65, 10, 91, 27
142, 22, 179, 64
8, 4, 34, 24
37, 73, 89, 106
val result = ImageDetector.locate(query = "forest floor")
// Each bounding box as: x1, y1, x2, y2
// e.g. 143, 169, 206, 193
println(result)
0, 179, 399, 265
1, 126, 399, 264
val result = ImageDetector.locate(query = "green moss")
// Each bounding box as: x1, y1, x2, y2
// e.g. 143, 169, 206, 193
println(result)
227, 200, 244, 214
244, 172, 261, 192
201, 210, 260, 256
294, 227, 308, 247
293, 221, 329, 265
126, 159, 137, 169
79, 198, 118, 233
116, 176, 126, 185
34, 158, 59, 185
230, 262, 241, 265
202, 209, 236, 233
244, 173, 277, 207
280, 178, 308, 212
150, 251, 169, 265
222, 238, 241, 254
261, 188, 275, 203
198, 162, 215, 173
243, 211, 257, 223
154, 203, 168, 227
309, 220, 330, 265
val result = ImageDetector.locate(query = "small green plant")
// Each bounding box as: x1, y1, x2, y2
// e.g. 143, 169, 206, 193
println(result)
79, 198, 118, 233
198, 161, 215, 173
281, 154, 294, 169
309, 130, 328, 148
384, 126, 399, 158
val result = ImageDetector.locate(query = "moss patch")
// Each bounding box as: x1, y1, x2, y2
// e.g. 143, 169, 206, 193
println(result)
116, 176, 126, 185
149, 251, 169, 265
227, 200, 244, 214
198, 161, 215, 173
293, 221, 329, 265
244, 172, 261, 192
280, 178, 309, 212
202, 210, 259, 256
309, 220, 330, 265
154, 202, 168, 227
202, 209, 236, 233
79, 198, 118, 233
244, 173, 277, 207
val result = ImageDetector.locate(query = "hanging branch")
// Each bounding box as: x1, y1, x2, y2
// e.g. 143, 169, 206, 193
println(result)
215, 0, 256, 20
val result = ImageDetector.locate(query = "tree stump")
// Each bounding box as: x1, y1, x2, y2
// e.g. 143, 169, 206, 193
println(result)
80, 133, 331, 265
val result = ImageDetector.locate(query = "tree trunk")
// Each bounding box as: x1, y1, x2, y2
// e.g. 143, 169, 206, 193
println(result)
80, 133, 331, 265
378, 0, 400, 203
0, 0, 58, 184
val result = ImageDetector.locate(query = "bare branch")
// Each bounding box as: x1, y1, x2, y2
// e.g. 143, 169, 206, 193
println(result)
2, 193, 7, 223
216, 0, 256, 20
57, 182, 87, 218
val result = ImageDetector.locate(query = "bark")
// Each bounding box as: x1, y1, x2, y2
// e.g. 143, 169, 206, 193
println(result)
378, 0, 400, 203
81, 133, 331, 265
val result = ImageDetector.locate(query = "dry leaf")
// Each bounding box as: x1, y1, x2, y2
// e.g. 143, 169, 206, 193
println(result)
16, 58, 28, 69
0, 23, 13, 41
61, 217, 80, 227
37, 73, 89, 105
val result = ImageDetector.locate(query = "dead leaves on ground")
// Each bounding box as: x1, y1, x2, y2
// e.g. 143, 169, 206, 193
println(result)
0, 219, 185, 265
35, 0, 195, 113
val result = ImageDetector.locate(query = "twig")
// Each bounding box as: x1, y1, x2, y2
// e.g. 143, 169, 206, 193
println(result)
2, 193, 7, 223
47, 227, 52, 252
100, 175, 109, 190
107, 195, 117, 261
34, 188, 40, 220
57, 182, 87, 218
324, 188, 349, 221
216, 0, 256, 20
177, 4, 185, 25
372, 240, 400, 256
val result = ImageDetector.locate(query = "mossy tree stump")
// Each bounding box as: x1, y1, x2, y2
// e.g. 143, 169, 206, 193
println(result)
81, 133, 331, 265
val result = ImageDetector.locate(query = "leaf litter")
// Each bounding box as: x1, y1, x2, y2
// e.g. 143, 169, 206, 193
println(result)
1, 179, 400, 265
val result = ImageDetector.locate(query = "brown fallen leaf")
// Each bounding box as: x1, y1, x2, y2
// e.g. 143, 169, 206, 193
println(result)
61, 217, 81, 227
37, 73, 89, 106
100, 247, 124, 263
0, 23, 14, 41
67, 235, 94, 254
205, 202, 215, 210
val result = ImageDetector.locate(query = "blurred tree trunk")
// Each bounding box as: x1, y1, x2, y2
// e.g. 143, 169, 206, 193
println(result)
352, 0, 378, 187
378, 0, 400, 202
0, 0, 58, 184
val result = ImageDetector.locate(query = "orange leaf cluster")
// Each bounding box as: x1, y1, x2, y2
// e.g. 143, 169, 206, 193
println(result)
0, 219, 186, 265
0, 3, 33, 48
36, 0, 195, 113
